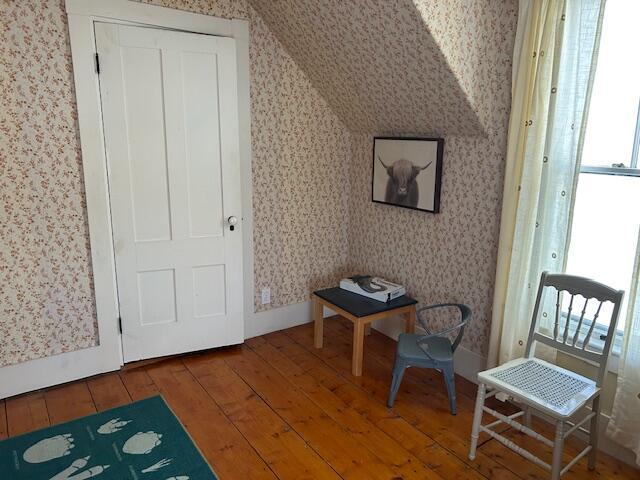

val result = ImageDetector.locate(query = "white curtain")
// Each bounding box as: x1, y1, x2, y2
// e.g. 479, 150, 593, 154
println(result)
488, 0, 605, 367
607, 230, 640, 465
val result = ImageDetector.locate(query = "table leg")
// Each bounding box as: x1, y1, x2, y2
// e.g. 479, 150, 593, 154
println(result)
405, 307, 416, 334
313, 296, 323, 349
352, 319, 365, 376
364, 323, 372, 336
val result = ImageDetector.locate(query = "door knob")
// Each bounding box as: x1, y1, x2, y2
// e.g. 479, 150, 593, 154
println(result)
227, 216, 238, 231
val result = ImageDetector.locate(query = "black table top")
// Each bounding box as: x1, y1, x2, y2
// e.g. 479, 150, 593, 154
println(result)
313, 287, 417, 318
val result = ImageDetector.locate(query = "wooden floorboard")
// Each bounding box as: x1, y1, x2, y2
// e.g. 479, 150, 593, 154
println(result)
44, 381, 96, 425
6, 391, 50, 437
223, 345, 407, 480
87, 373, 132, 411
2, 319, 638, 479
334, 319, 601, 480
244, 336, 444, 480
0, 400, 7, 440
185, 351, 341, 480
286, 321, 532, 480
258, 331, 502, 480
346, 318, 640, 480
247, 336, 462, 478
119, 368, 161, 401
145, 358, 277, 480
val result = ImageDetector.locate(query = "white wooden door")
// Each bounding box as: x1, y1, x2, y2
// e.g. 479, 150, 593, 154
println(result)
95, 23, 243, 362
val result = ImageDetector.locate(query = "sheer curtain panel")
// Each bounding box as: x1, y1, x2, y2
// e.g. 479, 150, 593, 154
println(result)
488, 0, 605, 367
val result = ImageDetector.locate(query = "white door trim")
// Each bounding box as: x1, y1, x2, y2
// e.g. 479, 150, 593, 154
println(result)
0, 0, 252, 399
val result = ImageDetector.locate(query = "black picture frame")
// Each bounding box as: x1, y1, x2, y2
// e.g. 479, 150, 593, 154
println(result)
371, 136, 444, 213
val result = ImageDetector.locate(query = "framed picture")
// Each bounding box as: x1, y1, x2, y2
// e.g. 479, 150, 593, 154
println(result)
372, 137, 444, 213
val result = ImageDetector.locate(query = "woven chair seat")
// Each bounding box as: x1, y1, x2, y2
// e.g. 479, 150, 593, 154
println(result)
479, 358, 598, 418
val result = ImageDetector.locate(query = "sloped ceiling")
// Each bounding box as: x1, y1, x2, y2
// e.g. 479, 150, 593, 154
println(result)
248, 0, 496, 135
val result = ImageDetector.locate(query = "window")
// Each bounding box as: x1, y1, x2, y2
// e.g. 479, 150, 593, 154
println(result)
564, 0, 640, 353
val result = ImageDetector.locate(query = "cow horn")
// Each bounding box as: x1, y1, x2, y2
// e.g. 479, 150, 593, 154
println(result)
419, 161, 433, 170
378, 156, 391, 169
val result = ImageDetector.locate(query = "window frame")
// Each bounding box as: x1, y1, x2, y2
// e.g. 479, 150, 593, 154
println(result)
631, 99, 640, 169
560, 311, 624, 356
580, 165, 640, 177
581, 98, 640, 174
572, 115, 639, 348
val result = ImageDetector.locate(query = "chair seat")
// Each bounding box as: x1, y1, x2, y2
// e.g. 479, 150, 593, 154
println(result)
478, 357, 599, 418
397, 333, 453, 363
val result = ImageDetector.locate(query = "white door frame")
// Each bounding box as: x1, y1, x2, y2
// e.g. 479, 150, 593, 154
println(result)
0, 0, 253, 399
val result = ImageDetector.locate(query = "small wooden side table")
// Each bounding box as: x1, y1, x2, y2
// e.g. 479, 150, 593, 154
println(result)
312, 287, 418, 376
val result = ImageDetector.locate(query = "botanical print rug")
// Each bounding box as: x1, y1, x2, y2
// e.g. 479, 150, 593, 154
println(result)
0, 395, 216, 480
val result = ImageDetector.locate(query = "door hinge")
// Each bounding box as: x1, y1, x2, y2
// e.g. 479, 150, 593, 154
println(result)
95, 53, 100, 74
118, 316, 123, 334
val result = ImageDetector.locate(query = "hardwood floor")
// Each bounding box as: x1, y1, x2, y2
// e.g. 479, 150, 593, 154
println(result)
1, 317, 637, 479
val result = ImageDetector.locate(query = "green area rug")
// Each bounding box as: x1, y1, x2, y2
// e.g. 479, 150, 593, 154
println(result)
0, 395, 217, 480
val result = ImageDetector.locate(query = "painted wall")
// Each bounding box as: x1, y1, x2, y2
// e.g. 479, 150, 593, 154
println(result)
1, 1, 100, 366
0, 0, 351, 367
348, 1, 518, 357
347, 134, 512, 357
249, 0, 485, 135
1, 0, 518, 367
252, 0, 519, 357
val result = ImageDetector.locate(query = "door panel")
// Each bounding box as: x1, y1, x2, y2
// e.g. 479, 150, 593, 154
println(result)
193, 265, 226, 317
95, 23, 243, 362
181, 52, 224, 238
121, 47, 172, 242
138, 270, 177, 325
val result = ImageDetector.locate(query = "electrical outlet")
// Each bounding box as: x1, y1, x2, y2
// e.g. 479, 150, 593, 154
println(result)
261, 287, 271, 305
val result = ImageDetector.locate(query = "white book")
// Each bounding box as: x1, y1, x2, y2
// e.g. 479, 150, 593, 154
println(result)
340, 276, 406, 302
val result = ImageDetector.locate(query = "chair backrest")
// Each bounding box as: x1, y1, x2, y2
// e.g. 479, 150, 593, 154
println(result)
416, 303, 471, 353
524, 271, 625, 387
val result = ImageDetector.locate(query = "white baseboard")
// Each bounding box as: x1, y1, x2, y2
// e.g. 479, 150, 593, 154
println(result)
452, 345, 486, 384
244, 300, 341, 339
0, 301, 311, 400
244, 300, 314, 339
0, 345, 121, 400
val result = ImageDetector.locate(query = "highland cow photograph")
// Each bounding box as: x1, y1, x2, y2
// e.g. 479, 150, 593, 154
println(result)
372, 137, 444, 213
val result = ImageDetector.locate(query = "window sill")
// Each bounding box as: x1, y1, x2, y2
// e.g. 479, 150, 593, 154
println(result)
581, 165, 640, 177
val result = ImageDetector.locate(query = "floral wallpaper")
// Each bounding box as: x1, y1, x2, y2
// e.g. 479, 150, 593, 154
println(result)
246, 5, 352, 311
345, 2, 518, 357
409, 0, 517, 130
1, 1, 99, 366
251, 0, 519, 356
0, 0, 351, 366
2, 0, 517, 366
248, 0, 486, 135
347, 133, 514, 357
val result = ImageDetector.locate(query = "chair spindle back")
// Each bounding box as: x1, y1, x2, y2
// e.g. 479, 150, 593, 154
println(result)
524, 272, 624, 387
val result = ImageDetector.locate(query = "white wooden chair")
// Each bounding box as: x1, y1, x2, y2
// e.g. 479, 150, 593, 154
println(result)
468, 272, 624, 479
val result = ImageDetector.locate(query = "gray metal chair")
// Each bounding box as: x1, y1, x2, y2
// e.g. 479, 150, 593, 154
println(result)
387, 303, 471, 415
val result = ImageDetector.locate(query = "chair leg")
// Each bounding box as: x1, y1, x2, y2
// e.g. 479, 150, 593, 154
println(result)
387, 357, 406, 408
468, 382, 486, 460
551, 420, 565, 480
443, 366, 457, 415
588, 396, 600, 470
523, 405, 532, 428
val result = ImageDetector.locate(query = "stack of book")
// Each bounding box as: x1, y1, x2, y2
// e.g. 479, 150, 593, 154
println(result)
340, 275, 405, 302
